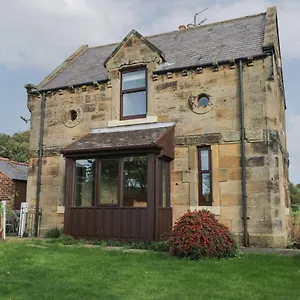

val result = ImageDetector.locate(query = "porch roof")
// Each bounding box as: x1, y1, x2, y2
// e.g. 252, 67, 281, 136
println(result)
62, 122, 175, 158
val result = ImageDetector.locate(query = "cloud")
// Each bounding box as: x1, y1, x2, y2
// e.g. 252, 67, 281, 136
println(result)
0, 0, 300, 71
287, 115, 300, 183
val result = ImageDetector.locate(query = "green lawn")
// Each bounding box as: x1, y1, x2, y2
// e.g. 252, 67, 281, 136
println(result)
0, 242, 299, 300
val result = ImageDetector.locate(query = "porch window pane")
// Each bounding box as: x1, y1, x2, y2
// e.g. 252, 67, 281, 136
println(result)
123, 156, 147, 207
75, 159, 95, 207
99, 159, 119, 205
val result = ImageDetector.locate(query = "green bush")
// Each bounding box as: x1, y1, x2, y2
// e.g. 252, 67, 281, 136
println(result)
44, 227, 62, 239
169, 210, 238, 259
148, 241, 169, 252
56, 234, 76, 245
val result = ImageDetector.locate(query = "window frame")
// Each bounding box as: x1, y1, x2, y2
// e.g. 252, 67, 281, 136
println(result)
198, 146, 213, 206
73, 154, 150, 208
74, 158, 97, 208
120, 67, 147, 120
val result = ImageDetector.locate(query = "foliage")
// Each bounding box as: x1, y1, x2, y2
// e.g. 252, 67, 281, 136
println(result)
289, 210, 300, 249
0, 198, 15, 218
289, 182, 300, 205
0, 131, 29, 162
124, 241, 168, 252
49, 236, 169, 252
0, 198, 16, 238
169, 210, 238, 259
56, 234, 76, 245
44, 227, 62, 239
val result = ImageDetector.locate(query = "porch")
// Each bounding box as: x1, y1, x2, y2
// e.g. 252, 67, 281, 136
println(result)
62, 122, 175, 242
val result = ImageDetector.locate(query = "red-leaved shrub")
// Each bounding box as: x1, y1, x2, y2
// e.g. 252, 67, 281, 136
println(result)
169, 210, 238, 259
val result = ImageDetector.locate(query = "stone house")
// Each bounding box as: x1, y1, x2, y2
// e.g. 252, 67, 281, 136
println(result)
25, 7, 290, 247
0, 157, 28, 210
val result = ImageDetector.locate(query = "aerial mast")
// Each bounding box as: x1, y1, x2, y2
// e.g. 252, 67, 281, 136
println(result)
193, 8, 208, 26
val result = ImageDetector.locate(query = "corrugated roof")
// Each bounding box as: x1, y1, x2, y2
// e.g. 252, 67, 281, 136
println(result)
0, 158, 28, 181
41, 13, 266, 90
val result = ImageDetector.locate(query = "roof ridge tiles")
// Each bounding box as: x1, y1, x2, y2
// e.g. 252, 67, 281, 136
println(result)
146, 12, 266, 40
0, 157, 28, 166
9, 161, 28, 167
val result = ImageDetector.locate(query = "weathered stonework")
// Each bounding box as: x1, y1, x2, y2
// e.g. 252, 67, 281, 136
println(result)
26, 7, 290, 247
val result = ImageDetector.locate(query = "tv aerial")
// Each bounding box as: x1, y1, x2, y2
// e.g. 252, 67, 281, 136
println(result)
193, 8, 208, 26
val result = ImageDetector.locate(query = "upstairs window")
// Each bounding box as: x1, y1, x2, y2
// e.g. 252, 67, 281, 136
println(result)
121, 68, 147, 120
198, 147, 212, 206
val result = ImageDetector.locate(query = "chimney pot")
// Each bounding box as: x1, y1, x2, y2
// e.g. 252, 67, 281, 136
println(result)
186, 23, 194, 29
179, 25, 186, 31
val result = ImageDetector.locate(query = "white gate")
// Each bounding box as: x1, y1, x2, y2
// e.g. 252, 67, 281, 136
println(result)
19, 202, 29, 237
1, 201, 6, 240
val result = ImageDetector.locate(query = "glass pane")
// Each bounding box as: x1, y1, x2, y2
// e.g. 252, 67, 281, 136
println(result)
99, 160, 118, 205
75, 159, 95, 207
200, 150, 209, 171
162, 161, 168, 208
198, 96, 209, 107
122, 70, 146, 90
202, 173, 211, 203
123, 91, 146, 117
123, 156, 147, 207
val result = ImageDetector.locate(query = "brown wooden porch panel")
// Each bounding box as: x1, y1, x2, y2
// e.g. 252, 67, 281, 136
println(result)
65, 207, 150, 241
156, 208, 173, 240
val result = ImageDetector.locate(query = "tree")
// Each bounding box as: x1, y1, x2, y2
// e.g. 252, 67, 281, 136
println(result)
289, 182, 300, 206
0, 131, 29, 163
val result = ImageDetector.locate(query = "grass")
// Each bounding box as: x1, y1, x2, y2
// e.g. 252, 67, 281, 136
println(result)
0, 242, 299, 300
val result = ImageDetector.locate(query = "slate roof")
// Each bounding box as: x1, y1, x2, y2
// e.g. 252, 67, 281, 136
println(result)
41, 13, 266, 90
0, 158, 28, 181
62, 122, 174, 154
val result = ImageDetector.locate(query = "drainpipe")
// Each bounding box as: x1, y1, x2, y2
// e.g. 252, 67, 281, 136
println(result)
34, 91, 46, 237
238, 60, 249, 247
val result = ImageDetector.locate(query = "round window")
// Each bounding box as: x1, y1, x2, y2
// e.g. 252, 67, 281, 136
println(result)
70, 109, 78, 121
62, 105, 83, 128
198, 95, 209, 107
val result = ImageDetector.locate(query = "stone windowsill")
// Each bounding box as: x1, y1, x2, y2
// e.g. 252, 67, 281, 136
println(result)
189, 206, 221, 215
108, 116, 158, 127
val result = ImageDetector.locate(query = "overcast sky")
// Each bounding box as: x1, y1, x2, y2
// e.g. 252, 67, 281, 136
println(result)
0, 0, 299, 183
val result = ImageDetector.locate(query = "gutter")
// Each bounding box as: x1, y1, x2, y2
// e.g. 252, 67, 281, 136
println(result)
238, 60, 249, 247
61, 143, 163, 156
34, 91, 46, 237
